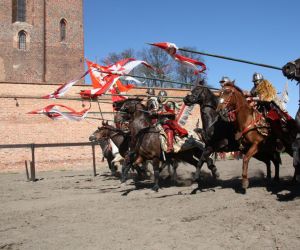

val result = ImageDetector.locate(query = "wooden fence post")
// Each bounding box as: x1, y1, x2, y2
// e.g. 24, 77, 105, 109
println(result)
92, 144, 97, 176
25, 160, 30, 181
30, 144, 36, 181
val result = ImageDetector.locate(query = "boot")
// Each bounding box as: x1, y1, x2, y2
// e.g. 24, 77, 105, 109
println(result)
166, 129, 174, 153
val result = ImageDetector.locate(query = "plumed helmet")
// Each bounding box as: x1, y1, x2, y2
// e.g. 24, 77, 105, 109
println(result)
158, 90, 168, 102
219, 76, 231, 85
146, 88, 155, 96
252, 72, 264, 84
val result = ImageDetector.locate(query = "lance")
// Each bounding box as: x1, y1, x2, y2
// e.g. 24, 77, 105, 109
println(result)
177, 47, 282, 71
146, 42, 282, 71
94, 69, 219, 91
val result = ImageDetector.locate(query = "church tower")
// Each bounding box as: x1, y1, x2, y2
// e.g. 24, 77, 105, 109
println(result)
0, 0, 84, 84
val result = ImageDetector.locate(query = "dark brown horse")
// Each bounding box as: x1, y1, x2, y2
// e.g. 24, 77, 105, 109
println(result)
217, 83, 298, 191
119, 98, 208, 191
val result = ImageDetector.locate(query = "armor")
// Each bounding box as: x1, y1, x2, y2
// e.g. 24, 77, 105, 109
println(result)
146, 88, 155, 96
219, 76, 231, 87
158, 90, 168, 103
252, 72, 264, 85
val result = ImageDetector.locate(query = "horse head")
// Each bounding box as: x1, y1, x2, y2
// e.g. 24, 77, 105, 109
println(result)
282, 58, 300, 83
89, 125, 110, 143
217, 83, 245, 122
119, 98, 144, 115
184, 83, 217, 108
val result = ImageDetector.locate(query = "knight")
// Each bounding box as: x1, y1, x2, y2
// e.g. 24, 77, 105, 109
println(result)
149, 90, 188, 153
247, 72, 296, 151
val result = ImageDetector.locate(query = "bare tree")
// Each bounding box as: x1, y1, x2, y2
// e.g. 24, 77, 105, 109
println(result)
100, 46, 206, 89
174, 47, 206, 87
139, 47, 175, 88
101, 48, 136, 65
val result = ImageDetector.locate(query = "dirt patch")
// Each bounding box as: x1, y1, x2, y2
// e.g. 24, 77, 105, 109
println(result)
0, 155, 299, 250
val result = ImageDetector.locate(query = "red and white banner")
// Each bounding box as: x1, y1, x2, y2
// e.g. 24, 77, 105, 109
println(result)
176, 103, 195, 126
150, 42, 206, 74
28, 104, 90, 121
43, 70, 90, 99
80, 58, 153, 99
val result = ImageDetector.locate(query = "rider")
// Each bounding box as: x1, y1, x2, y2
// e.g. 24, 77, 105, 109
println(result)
150, 90, 188, 153
247, 72, 294, 151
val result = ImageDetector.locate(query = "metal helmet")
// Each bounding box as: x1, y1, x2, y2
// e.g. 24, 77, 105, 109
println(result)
252, 73, 264, 84
158, 90, 167, 102
219, 76, 231, 85
146, 88, 155, 96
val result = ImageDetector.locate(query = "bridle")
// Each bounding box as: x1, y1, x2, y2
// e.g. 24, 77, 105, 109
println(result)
217, 86, 241, 122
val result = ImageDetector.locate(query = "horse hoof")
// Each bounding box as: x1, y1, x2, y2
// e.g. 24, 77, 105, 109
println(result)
152, 185, 160, 192
242, 179, 249, 189
212, 170, 220, 179
240, 188, 247, 194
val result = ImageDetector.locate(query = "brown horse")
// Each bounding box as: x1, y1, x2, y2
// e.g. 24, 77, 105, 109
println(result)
119, 98, 209, 191
217, 83, 298, 191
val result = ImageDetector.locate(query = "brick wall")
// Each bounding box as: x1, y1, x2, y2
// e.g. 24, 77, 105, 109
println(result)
0, 84, 201, 172
0, 0, 84, 84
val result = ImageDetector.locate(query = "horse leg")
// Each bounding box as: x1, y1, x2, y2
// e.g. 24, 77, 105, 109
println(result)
207, 153, 220, 179
265, 160, 271, 180
242, 143, 259, 191
121, 155, 132, 183
292, 137, 300, 182
133, 156, 146, 180
195, 147, 213, 181
152, 157, 161, 192
171, 160, 178, 184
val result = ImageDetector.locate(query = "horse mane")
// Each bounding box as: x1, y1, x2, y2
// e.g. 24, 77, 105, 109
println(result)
223, 82, 244, 96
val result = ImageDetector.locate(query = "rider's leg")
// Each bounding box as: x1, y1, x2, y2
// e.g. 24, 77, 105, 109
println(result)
165, 129, 174, 153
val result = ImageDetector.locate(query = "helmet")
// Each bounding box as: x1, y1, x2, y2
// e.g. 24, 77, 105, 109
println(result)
146, 88, 155, 96
219, 76, 231, 86
252, 73, 264, 84
158, 90, 167, 102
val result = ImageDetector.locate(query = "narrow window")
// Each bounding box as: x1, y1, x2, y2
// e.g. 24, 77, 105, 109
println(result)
12, 0, 26, 22
60, 19, 67, 41
18, 30, 26, 50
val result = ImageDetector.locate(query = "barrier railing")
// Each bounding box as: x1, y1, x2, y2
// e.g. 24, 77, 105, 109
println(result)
0, 142, 98, 181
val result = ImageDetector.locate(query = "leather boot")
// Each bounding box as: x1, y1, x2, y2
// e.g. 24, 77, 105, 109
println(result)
166, 129, 174, 153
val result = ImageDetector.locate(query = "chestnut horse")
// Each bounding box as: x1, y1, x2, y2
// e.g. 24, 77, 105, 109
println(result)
217, 83, 298, 191
184, 82, 281, 185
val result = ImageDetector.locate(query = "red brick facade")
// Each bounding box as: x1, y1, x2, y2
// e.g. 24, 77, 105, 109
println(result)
0, 0, 84, 84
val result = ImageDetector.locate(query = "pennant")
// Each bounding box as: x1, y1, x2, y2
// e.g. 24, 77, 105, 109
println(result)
81, 58, 153, 99
150, 42, 206, 74
176, 104, 195, 126
43, 70, 90, 99
28, 104, 90, 121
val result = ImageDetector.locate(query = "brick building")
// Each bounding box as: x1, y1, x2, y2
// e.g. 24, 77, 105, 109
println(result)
0, 0, 84, 83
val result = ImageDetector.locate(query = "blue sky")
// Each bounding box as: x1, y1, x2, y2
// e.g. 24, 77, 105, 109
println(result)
83, 0, 300, 116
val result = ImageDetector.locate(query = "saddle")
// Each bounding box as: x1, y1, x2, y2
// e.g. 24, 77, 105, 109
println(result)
157, 124, 204, 153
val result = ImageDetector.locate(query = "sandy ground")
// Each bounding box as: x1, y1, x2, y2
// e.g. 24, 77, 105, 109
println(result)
0, 154, 300, 250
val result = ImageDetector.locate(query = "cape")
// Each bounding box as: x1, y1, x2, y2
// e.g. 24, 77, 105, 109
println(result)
256, 79, 277, 102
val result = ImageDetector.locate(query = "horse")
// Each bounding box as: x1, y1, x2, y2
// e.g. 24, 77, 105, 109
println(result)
183, 81, 282, 186
90, 122, 181, 182
119, 98, 211, 191
216, 82, 299, 191
89, 127, 123, 176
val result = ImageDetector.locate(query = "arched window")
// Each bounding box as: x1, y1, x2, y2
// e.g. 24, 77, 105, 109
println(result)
18, 30, 26, 50
60, 19, 67, 41
12, 0, 26, 22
